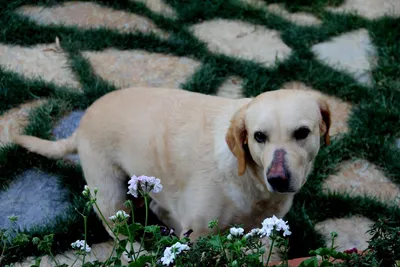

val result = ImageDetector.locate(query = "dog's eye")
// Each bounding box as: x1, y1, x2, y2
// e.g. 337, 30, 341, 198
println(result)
254, 131, 267, 143
294, 127, 311, 140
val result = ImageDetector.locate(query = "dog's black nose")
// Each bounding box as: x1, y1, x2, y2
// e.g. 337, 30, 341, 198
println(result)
267, 175, 289, 193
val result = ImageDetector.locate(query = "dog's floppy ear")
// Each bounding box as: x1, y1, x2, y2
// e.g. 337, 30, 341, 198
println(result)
318, 97, 331, 145
226, 104, 248, 176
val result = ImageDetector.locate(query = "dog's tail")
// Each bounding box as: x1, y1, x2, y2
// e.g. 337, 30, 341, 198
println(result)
12, 132, 78, 159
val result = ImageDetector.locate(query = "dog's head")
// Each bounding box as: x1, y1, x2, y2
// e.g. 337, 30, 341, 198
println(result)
226, 89, 331, 193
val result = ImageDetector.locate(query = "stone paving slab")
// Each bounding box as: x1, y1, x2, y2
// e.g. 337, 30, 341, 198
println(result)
0, 169, 70, 230
327, 0, 400, 19
0, 100, 46, 145
0, 43, 80, 89
83, 49, 201, 89
311, 29, 377, 87
133, 0, 176, 18
242, 0, 322, 26
17, 1, 169, 37
191, 19, 292, 67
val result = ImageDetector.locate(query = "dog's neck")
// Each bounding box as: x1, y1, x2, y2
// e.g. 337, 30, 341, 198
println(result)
214, 131, 280, 210
218, 146, 294, 222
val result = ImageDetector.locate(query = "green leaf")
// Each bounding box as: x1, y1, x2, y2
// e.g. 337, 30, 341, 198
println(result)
129, 255, 153, 267
158, 236, 178, 246
118, 222, 143, 237
144, 225, 160, 234
319, 261, 333, 267
208, 235, 222, 249
113, 259, 122, 267
311, 247, 331, 256
116, 239, 128, 257
331, 250, 351, 260
208, 220, 218, 229
298, 257, 319, 267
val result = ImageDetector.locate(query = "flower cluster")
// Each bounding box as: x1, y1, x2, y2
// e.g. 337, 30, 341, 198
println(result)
161, 242, 190, 266
109, 210, 130, 222
71, 240, 91, 253
82, 185, 98, 198
244, 228, 260, 239
82, 185, 90, 197
259, 215, 291, 237
127, 175, 163, 198
227, 227, 245, 240
241, 215, 292, 239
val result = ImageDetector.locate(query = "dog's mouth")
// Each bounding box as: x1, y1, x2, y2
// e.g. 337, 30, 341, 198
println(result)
271, 186, 297, 193
266, 183, 297, 194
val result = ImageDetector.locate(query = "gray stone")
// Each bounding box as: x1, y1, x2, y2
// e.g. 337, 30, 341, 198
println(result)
52, 111, 85, 163
326, 0, 400, 20
52, 111, 84, 139
0, 169, 70, 231
311, 29, 377, 87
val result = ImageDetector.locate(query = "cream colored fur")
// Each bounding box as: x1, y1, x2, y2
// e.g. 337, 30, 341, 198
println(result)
12, 87, 331, 262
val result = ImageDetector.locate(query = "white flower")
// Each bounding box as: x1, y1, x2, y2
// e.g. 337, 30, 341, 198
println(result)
160, 242, 190, 266
258, 226, 273, 238
71, 240, 91, 253
244, 228, 260, 239
82, 185, 90, 197
258, 215, 291, 237
275, 220, 292, 237
127, 175, 163, 198
243, 216, 291, 239
171, 242, 190, 254
230, 227, 244, 236
227, 227, 244, 240
109, 210, 130, 222
161, 246, 174, 265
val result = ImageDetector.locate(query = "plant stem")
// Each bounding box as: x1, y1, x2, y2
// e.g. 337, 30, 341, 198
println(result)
0, 236, 7, 266
70, 255, 80, 267
144, 196, 149, 232
284, 239, 289, 267
49, 251, 60, 266
216, 223, 228, 261
93, 201, 121, 242
266, 237, 275, 265
82, 215, 88, 265
130, 200, 135, 224
125, 222, 135, 262
103, 237, 118, 266
136, 195, 149, 260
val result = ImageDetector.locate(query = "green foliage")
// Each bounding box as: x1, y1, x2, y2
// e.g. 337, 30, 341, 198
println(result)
2, 186, 399, 266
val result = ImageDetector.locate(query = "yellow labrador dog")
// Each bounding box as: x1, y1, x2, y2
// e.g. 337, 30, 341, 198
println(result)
13, 87, 330, 258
